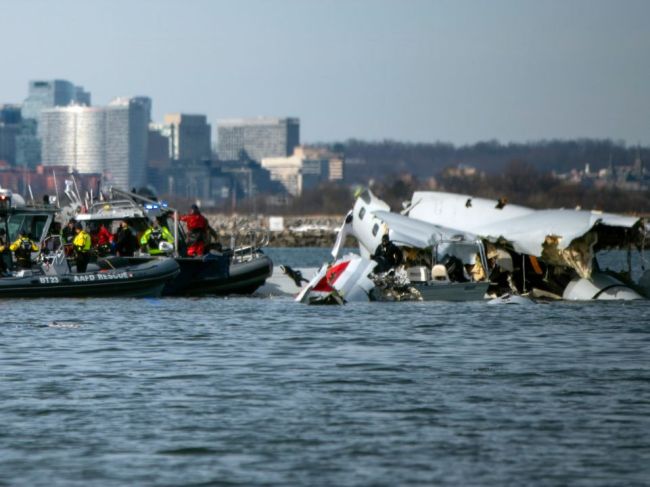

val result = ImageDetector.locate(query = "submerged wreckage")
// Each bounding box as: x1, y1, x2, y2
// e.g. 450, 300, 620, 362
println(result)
297, 190, 649, 304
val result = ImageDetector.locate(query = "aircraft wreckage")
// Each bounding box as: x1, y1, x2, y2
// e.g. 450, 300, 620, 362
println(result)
296, 190, 650, 304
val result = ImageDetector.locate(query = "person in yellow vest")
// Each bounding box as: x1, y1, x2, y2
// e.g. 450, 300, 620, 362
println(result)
72, 222, 92, 273
140, 218, 174, 255
8, 231, 39, 269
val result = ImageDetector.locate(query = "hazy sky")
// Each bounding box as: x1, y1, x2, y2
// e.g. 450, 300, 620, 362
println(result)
1, 0, 649, 145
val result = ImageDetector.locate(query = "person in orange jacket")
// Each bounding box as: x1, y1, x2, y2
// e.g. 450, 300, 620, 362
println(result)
180, 204, 215, 257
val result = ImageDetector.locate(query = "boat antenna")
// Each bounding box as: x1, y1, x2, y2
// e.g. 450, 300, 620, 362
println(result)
52, 170, 61, 208
71, 176, 86, 211
28, 184, 35, 204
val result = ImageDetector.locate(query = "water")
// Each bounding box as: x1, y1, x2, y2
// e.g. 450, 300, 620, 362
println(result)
1, 249, 650, 486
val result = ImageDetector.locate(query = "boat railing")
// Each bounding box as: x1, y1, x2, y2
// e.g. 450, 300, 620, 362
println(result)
228, 227, 269, 262
85, 199, 146, 218
38, 235, 70, 275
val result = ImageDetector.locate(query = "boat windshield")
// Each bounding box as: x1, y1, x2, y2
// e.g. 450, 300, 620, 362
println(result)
6, 213, 51, 242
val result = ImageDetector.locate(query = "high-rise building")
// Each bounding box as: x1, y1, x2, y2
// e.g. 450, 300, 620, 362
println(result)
106, 97, 150, 190
21, 79, 90, 122
40, 97, 150, 190
217, 117, 299, 162
164, 114, 212, 162
0, 104, 22, 165
17, 79, 91, 168
41, 106, 105, 175
0, 104, 22, 125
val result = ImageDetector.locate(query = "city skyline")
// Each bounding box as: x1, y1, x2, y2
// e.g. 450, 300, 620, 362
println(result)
0, 0, 649, 145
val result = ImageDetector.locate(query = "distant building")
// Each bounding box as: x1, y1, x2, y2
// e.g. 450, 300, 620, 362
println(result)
217, 117, 299, 162
21, 79, 90, 122
0, 104, 22, 165
260, 155, 303, 196
40, 97, 150, 190
0, 104, 22, 125
167, 160, 212, 200
0, 163, 100, 200
106, 97, 150, 190
261, 145, 344, 196
293, 146, 345, 182
219, 159, 282, 200
163, 114, 211, 162
147, 124, 172, 194
17, 79, 91, 168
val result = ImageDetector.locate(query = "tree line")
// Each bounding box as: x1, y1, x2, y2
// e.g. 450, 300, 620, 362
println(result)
216, 138, 650, 215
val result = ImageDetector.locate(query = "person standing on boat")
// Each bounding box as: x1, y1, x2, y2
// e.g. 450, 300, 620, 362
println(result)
180, 204, 218, 257
114, 220, 138, 257
9, 232, 39, 269
72, 223, 92, 273
140, 218, 174, 255
372, 234, 403, 273
90, 222, 113, 256
61, 219, 76, 256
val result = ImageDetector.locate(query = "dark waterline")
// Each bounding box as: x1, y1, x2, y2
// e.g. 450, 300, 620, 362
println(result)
1, 248, 649, 486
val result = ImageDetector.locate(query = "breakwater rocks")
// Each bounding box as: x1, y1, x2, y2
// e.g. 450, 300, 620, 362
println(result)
204, 214, 352, 248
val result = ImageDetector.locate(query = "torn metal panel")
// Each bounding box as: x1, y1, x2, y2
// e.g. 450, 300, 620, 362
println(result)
406, 191, 645, 277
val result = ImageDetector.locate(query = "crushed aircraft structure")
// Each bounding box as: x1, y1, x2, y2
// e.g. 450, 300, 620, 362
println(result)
297, 189, 649, 304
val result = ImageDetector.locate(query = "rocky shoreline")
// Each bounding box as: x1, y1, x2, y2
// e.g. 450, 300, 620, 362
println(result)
204, 214, 351, 248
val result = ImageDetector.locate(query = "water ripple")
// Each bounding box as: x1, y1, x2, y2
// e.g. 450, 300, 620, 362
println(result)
0, 273, 649, 485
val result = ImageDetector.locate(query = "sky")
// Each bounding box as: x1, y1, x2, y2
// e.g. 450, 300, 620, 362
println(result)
1, 0, 649, 145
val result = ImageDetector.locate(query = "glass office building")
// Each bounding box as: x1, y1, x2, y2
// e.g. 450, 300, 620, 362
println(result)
41, 97, 150, 189
17, 79, 91, 168
217, 117, 299, 162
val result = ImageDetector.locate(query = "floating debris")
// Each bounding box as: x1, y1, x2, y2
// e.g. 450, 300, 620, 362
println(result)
47, 321, 81, 328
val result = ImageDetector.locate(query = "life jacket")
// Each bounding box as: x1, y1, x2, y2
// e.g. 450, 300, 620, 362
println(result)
73, 231, 92, 252
15, 238, 34, 259
186, 229, 204, 245
148, 229, 162, 247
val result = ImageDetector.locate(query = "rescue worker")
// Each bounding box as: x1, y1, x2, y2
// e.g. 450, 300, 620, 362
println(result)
61, 219, 76, 256
372, 234, 403, 273
72, 222, 92, 273
114, 220, 138, 257
90, 222, 113, 256
180, 204, 217, 257
140, 218, 174, 255
9, 231, 39, 269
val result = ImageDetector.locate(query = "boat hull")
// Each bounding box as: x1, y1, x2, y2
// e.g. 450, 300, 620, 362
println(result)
122, 253, 273, 296
0, 258, 180, 298
412, 281, 490, 301
169, 254, 274, 296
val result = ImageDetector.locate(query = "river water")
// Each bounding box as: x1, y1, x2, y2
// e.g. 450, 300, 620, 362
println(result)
1, 248, 649, 486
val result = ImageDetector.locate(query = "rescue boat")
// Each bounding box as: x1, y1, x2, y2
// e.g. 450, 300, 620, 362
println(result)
0, 254, 180, 298
72, 188, 272, 296
0, 189, 180, 298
